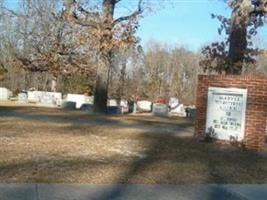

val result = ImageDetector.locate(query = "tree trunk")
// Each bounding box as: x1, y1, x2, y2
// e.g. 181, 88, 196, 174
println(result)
93, 76, 108, 113
93, 0, 115, 114
227, 0, 250, 75
227, 20, 247, 74
25, 71, 32, 89
117, 58, 127, 105
93, 55, 112, 113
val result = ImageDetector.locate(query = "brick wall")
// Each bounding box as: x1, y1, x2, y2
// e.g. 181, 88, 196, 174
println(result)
195, 75, 267, 150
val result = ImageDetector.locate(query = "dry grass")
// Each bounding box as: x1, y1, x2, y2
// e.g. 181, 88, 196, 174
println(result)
0, 104, 267, 184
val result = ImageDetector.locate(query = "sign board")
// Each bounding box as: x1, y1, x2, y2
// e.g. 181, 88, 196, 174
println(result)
206, 87, 247, 141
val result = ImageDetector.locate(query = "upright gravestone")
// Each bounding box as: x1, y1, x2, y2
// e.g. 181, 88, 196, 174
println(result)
152, 103, 168, 116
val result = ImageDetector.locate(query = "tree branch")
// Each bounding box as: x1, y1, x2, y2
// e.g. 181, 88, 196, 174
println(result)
72, 16, 99, 28
14, 54, 49, 72
78, 6, 100, 19
63, 0, 99, 29
113, 0, 143, 25
2, 7, 19, 17
249, 0, 267, 15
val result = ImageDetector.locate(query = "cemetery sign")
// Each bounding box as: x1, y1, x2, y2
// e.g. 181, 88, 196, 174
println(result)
206, 87, 247, 141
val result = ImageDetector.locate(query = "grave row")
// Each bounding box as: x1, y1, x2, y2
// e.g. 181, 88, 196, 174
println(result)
0, 87, 194, 116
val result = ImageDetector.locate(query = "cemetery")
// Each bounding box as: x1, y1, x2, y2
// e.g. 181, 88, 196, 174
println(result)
1, 1, 267, 198
0, 87, 193, 116
0, 70, 267, 185
0, 79, 267, 184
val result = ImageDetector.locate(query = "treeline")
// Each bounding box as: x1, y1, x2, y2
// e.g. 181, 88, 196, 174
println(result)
0, 0, 200, 105
1, 0, 267, 109
0, 39, 200, 104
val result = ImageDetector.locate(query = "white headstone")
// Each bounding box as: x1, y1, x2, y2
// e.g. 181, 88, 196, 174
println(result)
0, 87, 11, 100
18, 93, 27, 102
66, 94, 93, 109
169, 97, 179, 108
38, 91, 62, 107
206, 87, 247, 142
27, 91, 62, 106
120, 100, 128, 108
85, 96, 94, 104
169, 104, 186, 117
137, 100, 152, 112
27, 91, 43, 103
108, 99, 118, 106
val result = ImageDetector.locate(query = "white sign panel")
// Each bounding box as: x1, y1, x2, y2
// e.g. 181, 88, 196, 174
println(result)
206, 87, 247, 141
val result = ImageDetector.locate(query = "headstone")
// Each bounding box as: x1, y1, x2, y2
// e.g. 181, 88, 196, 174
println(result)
18, 93, 27, 102
40, 93, 54, 105
170, 104, 186, 117
137, 100, 152, 112
133, 102, 137, 113
108, 99, 118, 107
27, 91, 35, 102
66, 94, 93, 109
120, 100, 128, 108
62, 101, 76, 110
85, 96, 94, 104
27, 91, 43, 103
169, 97, 179, 110
80, 104, 94, 112
0, 87, 11, 101
120, 100, 128, 114
107, 106, 122, 114
153, 103, 168, 116
185, 106, 196, 118
37, 92, 62, 107
206, 87, 247, 142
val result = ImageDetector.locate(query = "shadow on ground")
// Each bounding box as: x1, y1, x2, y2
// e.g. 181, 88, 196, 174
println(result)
0, 106, 267, 199
0, 106, 194, 135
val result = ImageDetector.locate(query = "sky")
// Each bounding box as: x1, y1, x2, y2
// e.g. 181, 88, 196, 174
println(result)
5, 0, 267, 52
137, 0, 231, 51
137, 0, 267, 51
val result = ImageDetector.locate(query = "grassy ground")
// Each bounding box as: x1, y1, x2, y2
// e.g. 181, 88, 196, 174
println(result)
0, 104, 267, 184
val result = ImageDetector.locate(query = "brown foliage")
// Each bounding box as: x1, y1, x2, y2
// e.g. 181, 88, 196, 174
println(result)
200, 0, 267, 74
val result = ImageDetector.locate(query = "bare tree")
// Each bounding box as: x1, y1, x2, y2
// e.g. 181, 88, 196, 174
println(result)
128, 41, 199, 104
